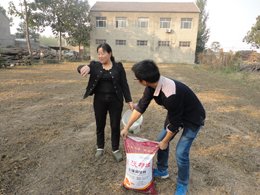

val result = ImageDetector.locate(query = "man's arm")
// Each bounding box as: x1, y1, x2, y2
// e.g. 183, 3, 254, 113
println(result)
120, 109, 142, 138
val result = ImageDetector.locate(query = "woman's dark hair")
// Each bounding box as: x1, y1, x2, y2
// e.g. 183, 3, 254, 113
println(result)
97, 43, 115, 62
131, 60, 160, 83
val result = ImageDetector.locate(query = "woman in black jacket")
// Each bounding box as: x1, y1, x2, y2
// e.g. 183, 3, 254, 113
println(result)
77, 43, 134, 162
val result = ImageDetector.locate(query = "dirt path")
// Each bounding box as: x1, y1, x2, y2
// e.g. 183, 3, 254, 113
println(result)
0, 62, 259, 195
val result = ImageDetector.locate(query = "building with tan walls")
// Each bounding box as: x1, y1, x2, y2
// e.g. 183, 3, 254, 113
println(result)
89, 2, 200, 64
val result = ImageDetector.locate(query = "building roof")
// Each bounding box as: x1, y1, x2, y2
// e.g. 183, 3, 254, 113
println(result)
90, 1, 200, 13
0, 10, 11, 21
48, 46, 71, 51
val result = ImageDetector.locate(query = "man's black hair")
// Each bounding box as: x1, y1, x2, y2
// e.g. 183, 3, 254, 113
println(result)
131, 60, 160, 83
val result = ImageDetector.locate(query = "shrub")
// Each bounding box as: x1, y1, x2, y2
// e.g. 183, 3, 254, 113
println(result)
0, 47, 7, 67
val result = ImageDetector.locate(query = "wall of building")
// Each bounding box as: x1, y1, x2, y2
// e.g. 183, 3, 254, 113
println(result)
0, 12, 15, 48
89, 11, 199, 64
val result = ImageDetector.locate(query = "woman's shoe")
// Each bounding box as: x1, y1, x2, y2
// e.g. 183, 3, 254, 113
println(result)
95, 149, 104, 158
113, 150, 123, 162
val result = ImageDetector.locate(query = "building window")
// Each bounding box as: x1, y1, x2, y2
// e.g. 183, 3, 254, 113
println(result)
160, 18, 171, 28
116, 17, 127, 28
116, 40, 126, 45
181, 18, 192, 29
179, 41, 190, 47
158, 41, 170, 46
96, 39, 106, 45
137, 40, 148, 46
138, 18, 149, 28
96, 17, 106, 27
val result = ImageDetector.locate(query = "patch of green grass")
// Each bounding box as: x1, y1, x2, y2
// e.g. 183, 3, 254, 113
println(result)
222, 68, 238, 74
40, 59, 60, 64
193, 65, 199, 70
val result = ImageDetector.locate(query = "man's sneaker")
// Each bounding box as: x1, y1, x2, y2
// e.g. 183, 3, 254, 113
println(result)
153, 168, 169, 178
113, 150, 123, 162
95, 149, 104, 158
175, 184, 188, 195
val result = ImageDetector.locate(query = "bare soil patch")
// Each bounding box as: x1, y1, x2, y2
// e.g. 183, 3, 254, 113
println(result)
0, 62, 260, 195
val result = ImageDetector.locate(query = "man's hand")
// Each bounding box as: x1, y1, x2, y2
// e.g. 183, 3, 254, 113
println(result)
157, 140, 168, 150
121, 128, 129, 138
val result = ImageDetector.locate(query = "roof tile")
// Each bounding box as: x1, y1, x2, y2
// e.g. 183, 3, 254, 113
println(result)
90, 1, 200, 13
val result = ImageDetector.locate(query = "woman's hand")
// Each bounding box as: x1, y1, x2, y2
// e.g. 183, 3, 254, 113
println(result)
128, 102, 135, 110
80, 65, 90, 77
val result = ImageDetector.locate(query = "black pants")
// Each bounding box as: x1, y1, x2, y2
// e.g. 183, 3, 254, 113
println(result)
93, 93, 123, 151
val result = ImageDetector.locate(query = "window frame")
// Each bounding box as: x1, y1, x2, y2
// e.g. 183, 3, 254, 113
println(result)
115, 40, 126, 45
137, 18, 149, 29
116, 17, 127, 28
180, 18, 192, 29
96, 17, 107, 28
137, 40, 148, 46
179, 41, 191, 47
159, 18, 171, 29
96, 39, 106, 45
158, 41, 170, 47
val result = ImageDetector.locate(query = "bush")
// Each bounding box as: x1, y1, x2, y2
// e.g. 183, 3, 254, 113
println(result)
198, 49, 242, 72
0, 47, 7, 68
22, 56, 31, 65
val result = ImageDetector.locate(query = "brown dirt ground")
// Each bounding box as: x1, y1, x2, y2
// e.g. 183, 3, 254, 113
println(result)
0, 62, 260, 195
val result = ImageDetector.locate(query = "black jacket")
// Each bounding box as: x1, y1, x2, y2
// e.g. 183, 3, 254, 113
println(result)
135, 77, 205, 132
77, 60, 132, 103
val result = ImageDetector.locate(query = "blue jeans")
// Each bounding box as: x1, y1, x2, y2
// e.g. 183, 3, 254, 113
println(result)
156, 126, 201, 185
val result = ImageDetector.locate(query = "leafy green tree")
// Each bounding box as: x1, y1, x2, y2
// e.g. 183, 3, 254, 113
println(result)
9, 0, 37, 59
65, 0, 91, 59
243, 15, 260, 49
39, 35, 65, 47
16, 21, 40, 42
195, 0, 210, 63
0, 4, 7, 15
211, 41, 221, 52
37, 0, 76, 60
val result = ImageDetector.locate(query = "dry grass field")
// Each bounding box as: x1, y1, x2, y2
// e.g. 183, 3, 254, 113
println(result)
0, 62, 260, 195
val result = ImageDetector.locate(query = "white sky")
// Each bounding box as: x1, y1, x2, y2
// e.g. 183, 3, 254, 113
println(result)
1, 0, 260, 52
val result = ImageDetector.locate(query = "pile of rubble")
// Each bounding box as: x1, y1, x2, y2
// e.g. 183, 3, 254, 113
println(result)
238, 50, 259, 62
0, 46, 58, 67
238, 50, 260, 73
0, 45, 91, 68
239, 63, 260, 73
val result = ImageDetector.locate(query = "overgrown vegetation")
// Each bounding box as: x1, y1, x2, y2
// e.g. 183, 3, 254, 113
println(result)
243, 15, 260, 49
195, 0, 210, 63
197, 49, 260, 73
0, 47, 7, 66
195, 49, 260, 89
22, 56, 31, 65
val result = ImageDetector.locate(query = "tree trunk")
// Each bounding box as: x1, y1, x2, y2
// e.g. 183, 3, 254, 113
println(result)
78, 42, 81, 60
59, 31, 62, 61
24, 0, 32, 61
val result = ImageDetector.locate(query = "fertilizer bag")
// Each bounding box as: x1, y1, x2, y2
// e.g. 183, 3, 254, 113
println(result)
123, 136, 159, 194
